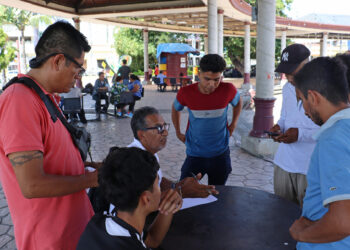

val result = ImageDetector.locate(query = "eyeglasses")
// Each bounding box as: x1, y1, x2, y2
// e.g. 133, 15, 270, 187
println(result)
63, 54, 86, 77
34, 53, 86, 76
144, 123, 170, 134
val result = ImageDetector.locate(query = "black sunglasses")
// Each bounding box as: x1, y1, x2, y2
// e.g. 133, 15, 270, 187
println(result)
144, 123, 170, 134
30, 53, 86, 76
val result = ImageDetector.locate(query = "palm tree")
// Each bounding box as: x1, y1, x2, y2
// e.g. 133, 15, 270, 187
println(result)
0, 7, 32, 72
0, 28, 16, 84
30, 14, 52, 47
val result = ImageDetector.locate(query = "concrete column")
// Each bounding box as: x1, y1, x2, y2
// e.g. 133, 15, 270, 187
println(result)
243, 22, 251, 84
204, 34, 209, 54
73, 17, 80, 31
250, 0, 276, 138
279, 30, 287, 84
281, 30, 287, 51
320, 33, 328, 56
208, 0, 218, 54
192, 35, 197, 80
217, 9, 224, 56
143, 29, 149, 82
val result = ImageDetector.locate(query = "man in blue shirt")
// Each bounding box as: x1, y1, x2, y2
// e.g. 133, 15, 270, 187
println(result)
290, 57, 350, 249
157, 71, 167, 92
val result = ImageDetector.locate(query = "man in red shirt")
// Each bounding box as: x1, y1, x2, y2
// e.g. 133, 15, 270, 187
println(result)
0, 21, 98, 250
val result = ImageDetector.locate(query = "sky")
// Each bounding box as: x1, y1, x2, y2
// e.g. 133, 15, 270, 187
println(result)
287, 0, 350, 18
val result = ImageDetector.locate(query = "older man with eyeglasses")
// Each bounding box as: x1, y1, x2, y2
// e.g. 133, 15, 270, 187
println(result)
128, 106, 218, 198
0, 21, 97, 250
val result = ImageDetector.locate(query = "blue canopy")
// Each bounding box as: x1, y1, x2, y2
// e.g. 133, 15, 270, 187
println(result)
156, 43, 199, 61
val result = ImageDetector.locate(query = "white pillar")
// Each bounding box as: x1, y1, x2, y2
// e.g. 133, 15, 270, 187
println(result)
243, 22, 251, 84
256, 0, 276, 99
249, 0, 276, 138
204, 35, 209, 54
320, 33, 328, 56
217, 9, 224, 56
281, 30, 287, 52
143, 29, 149, 82
73, 17, 80, 31
208, 0, 218, 54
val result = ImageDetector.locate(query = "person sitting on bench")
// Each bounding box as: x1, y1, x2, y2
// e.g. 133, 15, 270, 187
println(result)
157, 71, 167, 92
93, 72, 109, 119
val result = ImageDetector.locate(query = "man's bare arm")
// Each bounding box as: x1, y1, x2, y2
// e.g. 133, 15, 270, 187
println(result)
290, 200, 350, 243
171, 104, 185, 143
228, 97, 242, 136
9, 150, 98, 199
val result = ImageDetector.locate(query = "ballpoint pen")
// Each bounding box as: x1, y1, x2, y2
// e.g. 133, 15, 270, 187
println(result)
191, 172, 212, 195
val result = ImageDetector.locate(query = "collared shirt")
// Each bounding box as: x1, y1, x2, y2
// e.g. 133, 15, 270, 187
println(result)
0, 74, 93, 250
299, 108, 350, 250
274, 82, 319, 174
77, 213, 150, 250
128, 138, 162, 184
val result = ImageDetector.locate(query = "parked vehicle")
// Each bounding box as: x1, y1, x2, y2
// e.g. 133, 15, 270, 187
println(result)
223, 67, 242, 78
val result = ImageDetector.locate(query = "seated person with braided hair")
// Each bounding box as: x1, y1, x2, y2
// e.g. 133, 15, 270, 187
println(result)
77, 147, 182, 250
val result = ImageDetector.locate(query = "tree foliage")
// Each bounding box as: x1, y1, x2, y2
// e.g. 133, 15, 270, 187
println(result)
224, 0, 293, 74
0, 6, 33, 72
114, 27, 188, 72
0, 28, 16, 82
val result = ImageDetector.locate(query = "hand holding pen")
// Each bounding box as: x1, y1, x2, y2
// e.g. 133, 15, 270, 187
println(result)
178, 172, 219, 198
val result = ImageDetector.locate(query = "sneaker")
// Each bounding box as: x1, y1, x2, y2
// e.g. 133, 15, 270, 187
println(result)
126, 112, 133, 118
116, 112, 122, 117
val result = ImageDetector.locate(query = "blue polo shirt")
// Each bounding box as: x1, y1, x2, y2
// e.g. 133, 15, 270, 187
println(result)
298, 108, 350, 249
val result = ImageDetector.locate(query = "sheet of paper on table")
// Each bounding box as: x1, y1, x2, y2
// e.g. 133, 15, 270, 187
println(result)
181, 195, 218, 210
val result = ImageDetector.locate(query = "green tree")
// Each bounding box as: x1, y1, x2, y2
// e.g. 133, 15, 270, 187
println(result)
0, 28, 16, 83
0, 6, 32, 72
224, 0, 293, 75
114, 27, 188, 73
30, 14, 52, 46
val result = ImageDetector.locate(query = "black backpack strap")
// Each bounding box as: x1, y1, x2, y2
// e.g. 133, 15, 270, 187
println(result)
3, 76, 58, 123
2, 76, 84, 137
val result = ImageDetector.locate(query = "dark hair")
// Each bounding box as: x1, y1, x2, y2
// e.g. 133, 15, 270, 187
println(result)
294, 57, 349, 105
199, 54, 226, 73
131, 106, 159, 139
122, 59, 127, 65
130, 74, 140, 81
34, 21, 90, 65
99, 147, 159, 212
98, 72, 104, 77
115, 76, 122, 82
159, 71, 163, 74
334, 53, 350, 91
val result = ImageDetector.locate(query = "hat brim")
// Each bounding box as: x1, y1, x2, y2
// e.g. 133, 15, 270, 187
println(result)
275, 62, 299, 74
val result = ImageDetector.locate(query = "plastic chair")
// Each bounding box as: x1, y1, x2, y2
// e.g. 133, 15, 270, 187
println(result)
153, 77, 161, 91
62, 97, 82, 123
170, 77, 181, 92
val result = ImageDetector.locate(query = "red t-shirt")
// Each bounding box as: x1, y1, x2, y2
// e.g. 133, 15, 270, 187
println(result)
0, 75, 94, 250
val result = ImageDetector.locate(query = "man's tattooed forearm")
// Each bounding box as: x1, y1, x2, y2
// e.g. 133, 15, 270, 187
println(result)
10, 152, 42, 167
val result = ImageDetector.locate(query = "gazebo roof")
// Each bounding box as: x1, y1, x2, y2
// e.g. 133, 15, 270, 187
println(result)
1, 0, 350, 39
156, 43, 199, 60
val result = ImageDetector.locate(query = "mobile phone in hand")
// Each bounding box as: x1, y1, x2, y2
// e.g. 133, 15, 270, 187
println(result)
264, 130, 281, 137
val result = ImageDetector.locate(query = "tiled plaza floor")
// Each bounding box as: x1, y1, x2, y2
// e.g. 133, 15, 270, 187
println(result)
0, 84, 278, 249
